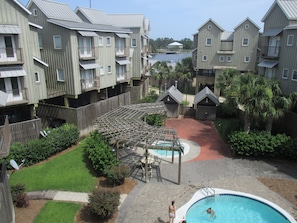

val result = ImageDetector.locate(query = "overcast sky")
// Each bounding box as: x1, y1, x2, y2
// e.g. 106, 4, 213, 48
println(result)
19, 0, 274, 40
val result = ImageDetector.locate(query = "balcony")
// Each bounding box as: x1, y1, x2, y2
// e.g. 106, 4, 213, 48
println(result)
5, 88, 29, 106
116, 71, 131, 83
78, 47, 97, 60
260, 46, 281, 59
115, 47, 130, 57
0, 48, 24, 65
81, 77, 99, 92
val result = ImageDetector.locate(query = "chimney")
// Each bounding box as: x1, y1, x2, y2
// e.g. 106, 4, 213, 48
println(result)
164, 83, 167, 92
175, 80, 178, 89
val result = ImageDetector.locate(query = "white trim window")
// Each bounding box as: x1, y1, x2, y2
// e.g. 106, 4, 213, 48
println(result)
98, 36, 103, 46
56, 69, 65, 82
202, 55, 207, 61
108, 65, 112, 74
244, 56, 250, 62
100, 66, 104, 75
38, 34, 43, 49
131, 38, 137, 47
53, 35, 62, 49
282, 69, 289, 79
226, 56, 232, 62
35, 72, 40, 83
287, 35, 294, 46
106, 37, 111, 46
206, 38, 212, 46
33, 8, 37, 16
291, 70, 297, 81
219, 56, 224, 62
242, 38, 249, 46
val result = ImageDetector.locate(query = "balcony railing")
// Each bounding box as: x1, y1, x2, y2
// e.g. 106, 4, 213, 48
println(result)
81, 77, 99, 91
0, 48, 23, 65
78, 47, 97, 60
4, 88, 28, 105
115, 47, 130, 57
260, 46, 281, 59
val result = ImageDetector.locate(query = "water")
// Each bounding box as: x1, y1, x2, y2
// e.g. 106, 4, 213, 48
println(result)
149, 141, 189, 157
186, 194, 290, 223
150, 52, 191, 64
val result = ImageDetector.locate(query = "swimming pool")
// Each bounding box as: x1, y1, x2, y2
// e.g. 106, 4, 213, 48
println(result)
149, 141, 190, 158
175, 189, 296, 223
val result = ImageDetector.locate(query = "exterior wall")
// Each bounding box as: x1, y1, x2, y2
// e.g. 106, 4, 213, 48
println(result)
130, 28, 142, 79
197, 21, 222, 70
263, 5, 289, 31
233, 21, 259, 72
195, 105, 217, 120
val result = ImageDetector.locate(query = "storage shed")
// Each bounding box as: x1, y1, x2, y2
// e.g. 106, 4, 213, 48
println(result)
156, 85, 183, 118
194, 87, 220, 120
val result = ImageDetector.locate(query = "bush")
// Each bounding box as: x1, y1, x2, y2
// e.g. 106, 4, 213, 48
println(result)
87, 190, 120, 219
11, 184, 29, 208
15, 193, 29, 208
84, 131, 119, 175
11, 184, 26, 203
106, 164, 130, 186
146, 114, 164, 126
4, 123, 79, 169
228, 131, 291, 157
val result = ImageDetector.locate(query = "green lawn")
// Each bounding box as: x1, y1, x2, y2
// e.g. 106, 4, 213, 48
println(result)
9, 142, 97, 192
34, 201, 82, 223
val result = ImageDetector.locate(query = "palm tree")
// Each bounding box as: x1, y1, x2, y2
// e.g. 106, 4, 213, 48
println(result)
150, 61, 172, 93
216, 68, 239, 96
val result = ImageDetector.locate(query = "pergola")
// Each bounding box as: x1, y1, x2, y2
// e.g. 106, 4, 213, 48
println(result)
93, 102, 183, 184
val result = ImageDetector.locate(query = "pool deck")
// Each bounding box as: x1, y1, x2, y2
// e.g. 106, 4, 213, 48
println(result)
116, 117, 297, 223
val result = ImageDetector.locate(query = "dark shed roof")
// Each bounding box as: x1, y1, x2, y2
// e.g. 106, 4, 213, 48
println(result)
156, 85, 183, 104
194, 87, 220, 105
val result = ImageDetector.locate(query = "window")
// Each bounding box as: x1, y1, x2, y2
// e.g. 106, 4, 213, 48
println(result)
226, 56, 232, 62
219, 56, 224, 62
38, 35, 43, 49
100, 66, 104, 75
245, 24, 249, 29
208, 25, 212, 30
242, 38, 249, 46
33, 8, 37, 16
287, 35, 294, 46
108, 65, 112, 73
282, 69, 289, 79
292, 70, 297, 81
53, 35, 62, 49
202, 55, 207, 61
98, 36, 103, 46
35, 72, 40, 82
106, 37, 111, 46
56, 69, 65, 81
244, 56, 250, 62
206, 38, 212, 46
131, 38, 137, 47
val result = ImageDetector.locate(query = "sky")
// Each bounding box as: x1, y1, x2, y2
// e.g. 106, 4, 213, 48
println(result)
19, 0, 274, 40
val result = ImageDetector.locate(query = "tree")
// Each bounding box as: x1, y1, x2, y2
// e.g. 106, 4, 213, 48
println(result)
216, 68, 239, 95
150, 61, 172, 93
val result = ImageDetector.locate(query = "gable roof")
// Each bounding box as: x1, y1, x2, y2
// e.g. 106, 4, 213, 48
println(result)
107, 14, 145, 28
75, 7, 112, 25
156, 85, 183, 104
262, 0, 297, 22
197, 18, 224, 32
12, 0, 32, 15
28, 0, 82, 22
194, 87, 220, 105
221, 32, 234, 41
233, 17, 261, 30
168, 42, 183, 46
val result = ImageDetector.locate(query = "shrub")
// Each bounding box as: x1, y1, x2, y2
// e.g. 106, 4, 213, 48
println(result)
15, 193, 29, 208
11, 184, 26, 203
87, 190, 120, 219
84, 131, 119, 175
106, 164, 130, 186
146, 114, 164, 126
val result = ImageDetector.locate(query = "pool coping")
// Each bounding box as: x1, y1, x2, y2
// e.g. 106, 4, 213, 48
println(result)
174, 188, 297, 223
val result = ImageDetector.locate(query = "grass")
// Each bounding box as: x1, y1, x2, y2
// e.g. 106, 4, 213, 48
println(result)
34, 201, 82, 223
9, 141, 98, 192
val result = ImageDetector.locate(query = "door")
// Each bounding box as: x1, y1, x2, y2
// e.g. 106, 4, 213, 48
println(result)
116, 38, 125, 56
79, 37, 92, 58
268, 36, 280, 57
0, 35, 17, 62
2, 77, 22, 102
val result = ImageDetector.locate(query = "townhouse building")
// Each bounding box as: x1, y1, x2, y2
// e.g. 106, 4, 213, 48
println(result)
26, 0, 137, 133
75, 7, 151, 102
192, 18, 260, 95
0, 0, 48, 142
259, 0, 297, 95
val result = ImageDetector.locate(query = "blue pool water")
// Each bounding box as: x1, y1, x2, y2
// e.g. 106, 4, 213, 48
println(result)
153, 142, 180, 157
186, 194, 290, 223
